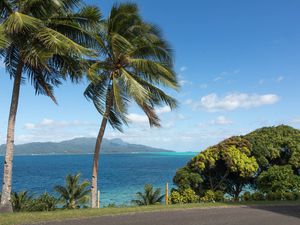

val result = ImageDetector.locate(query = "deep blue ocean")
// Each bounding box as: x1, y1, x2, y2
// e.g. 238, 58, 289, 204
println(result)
0, 152, 195, 206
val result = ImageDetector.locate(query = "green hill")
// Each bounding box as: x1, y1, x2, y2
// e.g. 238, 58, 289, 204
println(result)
0, 138, 174, 155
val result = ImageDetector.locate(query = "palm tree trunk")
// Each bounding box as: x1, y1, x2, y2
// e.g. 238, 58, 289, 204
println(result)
91, 90, 113, 208
0, 61, 23, 213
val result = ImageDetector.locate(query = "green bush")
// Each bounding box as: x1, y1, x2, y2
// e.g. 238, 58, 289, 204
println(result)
214, 191, 225, 202
283, 192, 296, 201
28, 193, 57, 211
242, 191, 251, 201
266, 192, 277, 201
170, 188, 199, 204
201, 190, 216, 203
251, 192, 265, 201
293, 192, 300, 200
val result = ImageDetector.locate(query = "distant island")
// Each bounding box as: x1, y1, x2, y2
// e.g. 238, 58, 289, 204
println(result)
0, 138, 174, 155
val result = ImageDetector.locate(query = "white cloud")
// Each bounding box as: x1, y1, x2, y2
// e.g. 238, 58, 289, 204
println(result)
23, 119, 97, 130
180, 66, 187, 72
209, 116, 233, 125
213, 76, 222, 82
155, 106, 171, 114
127, 106, 171, 124
191, 92, 279, 112
290, 118, 300, 124
127, 113, 148, 123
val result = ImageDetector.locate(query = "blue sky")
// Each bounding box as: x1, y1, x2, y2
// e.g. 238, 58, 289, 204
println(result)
1, 0, 300, 151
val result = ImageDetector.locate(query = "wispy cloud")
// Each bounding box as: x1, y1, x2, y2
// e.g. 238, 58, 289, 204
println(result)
209, 116, 233, 125
213, 70, 240, 82
187, 92, 279, 112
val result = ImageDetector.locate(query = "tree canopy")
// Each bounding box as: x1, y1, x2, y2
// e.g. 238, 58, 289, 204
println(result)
173, 125, 300, 201
244, 125, 300, 173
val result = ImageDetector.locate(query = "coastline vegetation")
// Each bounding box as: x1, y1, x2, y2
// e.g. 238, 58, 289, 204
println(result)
171, 125, 300, 204
0, 0, 299, 219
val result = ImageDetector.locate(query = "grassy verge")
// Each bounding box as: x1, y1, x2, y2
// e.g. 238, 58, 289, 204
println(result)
1, 201, 300, 225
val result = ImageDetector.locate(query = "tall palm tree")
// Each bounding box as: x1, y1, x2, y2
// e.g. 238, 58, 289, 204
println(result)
0, 0, 101, 212
54, 173, 90, 209
84, 3, 179, 208
132, 184, 165, 206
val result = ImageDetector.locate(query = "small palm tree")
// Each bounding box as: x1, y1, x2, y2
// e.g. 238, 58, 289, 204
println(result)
85, 2, 179, 208
11, 191, 33, 212
132, 184, 165, 206
54, 173, 90, 209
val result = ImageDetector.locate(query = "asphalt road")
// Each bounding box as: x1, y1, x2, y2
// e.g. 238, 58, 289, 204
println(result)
31, 205, 300, 225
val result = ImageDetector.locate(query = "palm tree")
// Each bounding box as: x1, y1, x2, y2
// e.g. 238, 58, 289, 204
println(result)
132, 184, 165, 206
84, 3, 179, 208
0, 1, 101, 212
54, 173, 90, 209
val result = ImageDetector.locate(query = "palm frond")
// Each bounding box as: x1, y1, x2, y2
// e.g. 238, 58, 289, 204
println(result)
3, 12, 42, 34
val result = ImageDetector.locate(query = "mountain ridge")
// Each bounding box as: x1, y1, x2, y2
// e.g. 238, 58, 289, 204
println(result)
0, 137, 174, 155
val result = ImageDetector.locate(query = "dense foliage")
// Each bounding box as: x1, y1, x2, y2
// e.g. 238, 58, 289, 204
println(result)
174, 136, 258, 201
172, 125, 300, 202
244, 125, 300, 172
257, 165, 300, 193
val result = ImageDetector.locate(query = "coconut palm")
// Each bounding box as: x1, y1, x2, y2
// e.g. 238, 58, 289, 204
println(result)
54, 173, 90, 209
84, 3, 179, 208
132, 184, 165, 206
0, 0, 101, 212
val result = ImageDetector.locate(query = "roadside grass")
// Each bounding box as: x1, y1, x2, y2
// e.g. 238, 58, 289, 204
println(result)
1, 200, 300, 225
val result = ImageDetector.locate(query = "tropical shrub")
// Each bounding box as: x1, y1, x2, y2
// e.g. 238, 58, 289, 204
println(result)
170, 190, 183, 204
251, 192, 265, 201
11, 191, 33, 212
200, 190, 216, 203
170, 188, 199, 204
54, 173, 90, 209
132, 184, 165, 206
214, 191, 225, 202
242, 191, 251, 201
283, 192, 296, 201
28, 193, 57, 212
181, 188, 199, 203
266, 192, 277, 201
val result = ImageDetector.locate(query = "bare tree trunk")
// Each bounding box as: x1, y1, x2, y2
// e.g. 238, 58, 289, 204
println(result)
91, 116, 108, 208
91, 89, 113, 208
0, 61, 23, 213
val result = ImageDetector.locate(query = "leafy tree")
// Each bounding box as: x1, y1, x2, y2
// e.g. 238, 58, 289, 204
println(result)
54, 173, 90, 209
174, 137, 258, 201
84, 3, 178, 207
244, 125, 300, 172
132, 184, 165, 206
0, 0, 100, 212
257, 165, 300, 193
11, 191, 33, 212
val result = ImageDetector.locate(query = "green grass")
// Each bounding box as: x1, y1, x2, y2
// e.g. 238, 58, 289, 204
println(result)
1, 201, 300, 225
